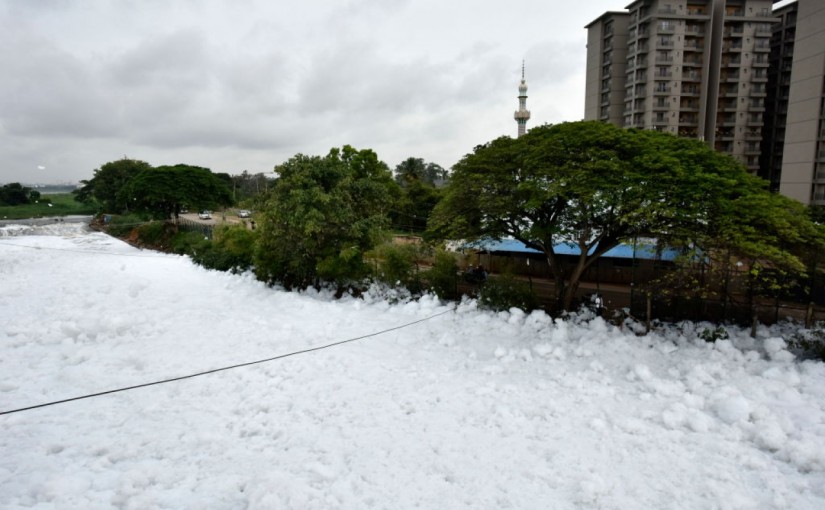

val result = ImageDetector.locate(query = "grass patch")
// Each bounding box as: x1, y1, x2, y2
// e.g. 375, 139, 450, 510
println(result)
0, 193, 98, 220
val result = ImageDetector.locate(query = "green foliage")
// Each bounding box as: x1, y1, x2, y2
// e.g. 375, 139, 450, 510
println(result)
374, 243, 420, 288
135, 221, 170, 247
392, 179, 442, 234
0, 183, 31, 206
171, 231, 211, 255
786, 324, 825, 361
394, 157, 448, 187
191, 225, 258, 273
699, 326, 730, 343
105, 214, 149, 237
229, 171, 276, 203
421, 250, 459, 299
477, 273, 538, 312
120, 164, 233, 219
74, 158, 152, 212
430, 120, 823, 311
255, 145, 397, 289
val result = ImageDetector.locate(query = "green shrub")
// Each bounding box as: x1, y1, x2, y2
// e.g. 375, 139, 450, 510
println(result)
786, 323, 825, 361
105, 214, 149, 237
135, 221, 170, 246
171, 231, 210, 255
699, 326, 730, 343
477, 272, 537, 312
421, 249, 459, 299
191, 224, 257, 273
373, 243, 419, 288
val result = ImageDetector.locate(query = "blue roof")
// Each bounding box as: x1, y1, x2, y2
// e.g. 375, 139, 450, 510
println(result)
468, 239, 680, 261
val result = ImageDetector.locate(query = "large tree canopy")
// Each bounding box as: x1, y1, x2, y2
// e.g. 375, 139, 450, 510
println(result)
255, 146, 398, 289
120, 164, 232, 219
0, 182, 31, 206
430, 121, 823, 311
73, 158, 152, 212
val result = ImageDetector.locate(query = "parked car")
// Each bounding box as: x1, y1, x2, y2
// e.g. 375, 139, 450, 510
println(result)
198, 211, 212, 220
238, 209, 251, 218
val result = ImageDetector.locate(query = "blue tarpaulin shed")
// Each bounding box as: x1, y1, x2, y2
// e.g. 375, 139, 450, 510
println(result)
468, 239, 680, 262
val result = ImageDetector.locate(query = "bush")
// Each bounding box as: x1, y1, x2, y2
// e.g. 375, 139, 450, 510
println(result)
372, 243, 423, 291
135, 221, 171, 247
786, 323, 825, 361
421, 250, 459, 299
105, 214, 149, 237
477, 272, 537, 312
191, 224, 257, 273
699, 326, 730, 343
171, 231, 210, 255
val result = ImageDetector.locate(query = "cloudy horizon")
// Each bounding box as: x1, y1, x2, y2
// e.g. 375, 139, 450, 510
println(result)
1, 0, 620, 184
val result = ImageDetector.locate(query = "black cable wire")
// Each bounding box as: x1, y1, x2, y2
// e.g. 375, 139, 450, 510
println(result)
0, 308, 453, 416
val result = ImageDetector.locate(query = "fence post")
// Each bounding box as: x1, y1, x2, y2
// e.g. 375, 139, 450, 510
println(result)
806, 301, 814, 328
646, 292, 652, 334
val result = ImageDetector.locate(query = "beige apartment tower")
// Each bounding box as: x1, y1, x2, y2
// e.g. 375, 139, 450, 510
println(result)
585, 0, 777, 173
778, 0, 825, 205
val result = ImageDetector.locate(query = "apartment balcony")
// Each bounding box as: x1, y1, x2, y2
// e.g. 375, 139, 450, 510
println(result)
744, 130, 762, 140
751, 74, 768, 83
815, 171, 825, 182
721, 58, 741, 67
655, 56, 673, 64
653, 87, 670, 96
718, 102, 738, 112
679, 118, 699, 126
725, 9, 744, 17
684, 41, 704, 52
682, 72, 702, 82
681, 89, 700, 97
659, 7, 677, 15
683, 58, 703, 67
654, 72, 672, 80
721, 73, 741, 82
652, 102, 670, 111
812, 194, 825, 206
657, 26, 675, 34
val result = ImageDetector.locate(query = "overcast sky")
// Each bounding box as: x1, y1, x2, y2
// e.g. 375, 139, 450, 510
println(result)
1, 0, 621, 184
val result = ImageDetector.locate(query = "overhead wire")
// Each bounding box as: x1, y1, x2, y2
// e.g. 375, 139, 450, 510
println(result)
0, 308, 453, 417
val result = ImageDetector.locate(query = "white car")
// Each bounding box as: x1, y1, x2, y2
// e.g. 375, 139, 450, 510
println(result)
198, 211, 212, 220
238, 209, 251, 218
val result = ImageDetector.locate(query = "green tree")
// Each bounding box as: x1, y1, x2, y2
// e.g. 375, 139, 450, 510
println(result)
430, 120, 823, 311
73, 158, 152, 212
119, 164, 232, 219
255, 145, 397, 289
394, 157, 448, 187
0, 183, 31, 206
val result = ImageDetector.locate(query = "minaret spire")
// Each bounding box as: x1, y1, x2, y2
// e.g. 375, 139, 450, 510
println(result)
514, 60, 531, 137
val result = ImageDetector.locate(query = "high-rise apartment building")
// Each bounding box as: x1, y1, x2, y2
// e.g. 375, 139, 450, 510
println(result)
760, 1, 796, 192
585, 0, 777, 173
776, 0, 825, 205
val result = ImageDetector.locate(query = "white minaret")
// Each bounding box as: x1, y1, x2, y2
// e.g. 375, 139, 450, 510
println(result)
514, 61, 531, 137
